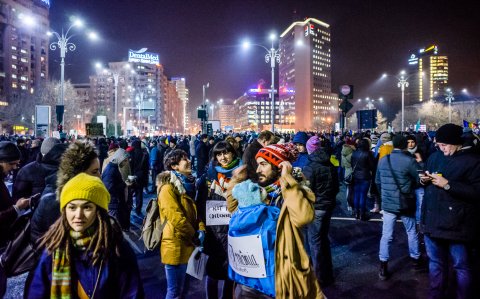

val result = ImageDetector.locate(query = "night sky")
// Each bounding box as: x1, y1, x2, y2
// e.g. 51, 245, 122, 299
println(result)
48, 0, 480, 116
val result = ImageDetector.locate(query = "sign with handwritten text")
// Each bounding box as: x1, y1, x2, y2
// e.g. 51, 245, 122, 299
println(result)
206, 200, 231, 226
228, 234, 266, 278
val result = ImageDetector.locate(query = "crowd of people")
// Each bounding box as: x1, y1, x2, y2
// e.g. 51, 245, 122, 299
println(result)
0, 123, 478, 298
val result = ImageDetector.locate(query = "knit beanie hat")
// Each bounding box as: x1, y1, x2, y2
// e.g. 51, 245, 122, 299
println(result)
292, 131, 309, 145
380, 133, 391, 143
255, 143, 299, 167
40, 137, 60, 156
232, 179, 267, 208
60, 173, 110, 211
392, 135, 408, 149
111, 148, 129, 164
306, 135, 321, 154
0, 141, 21, 162
436, 123, 463, 145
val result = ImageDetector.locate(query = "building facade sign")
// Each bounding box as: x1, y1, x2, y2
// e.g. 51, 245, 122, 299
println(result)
128, 48, 160, 65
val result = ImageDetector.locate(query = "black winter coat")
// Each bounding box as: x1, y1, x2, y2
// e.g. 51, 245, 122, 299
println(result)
303, 149, 339, 210
102, 162, 127, 211
242, 139, 263, 182
351, 149, 376, 181
30, 173, 60, 243
195, 141, 209, 177
421, 150, 480, 243
12, 144, 67, 200
0, 180, 18, 247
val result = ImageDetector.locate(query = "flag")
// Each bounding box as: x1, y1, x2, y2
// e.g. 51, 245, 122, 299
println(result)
415, 119, 421, 132
463, 120, 479, 129
463, 120, 470, 128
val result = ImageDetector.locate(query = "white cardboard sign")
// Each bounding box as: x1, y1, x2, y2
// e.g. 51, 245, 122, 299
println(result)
228, 234, 266, 278
206, 200, 231, 226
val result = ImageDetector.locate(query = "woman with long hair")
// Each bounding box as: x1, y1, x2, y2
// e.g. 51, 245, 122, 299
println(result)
351, 138, 376, 220
198, 141, 243, 299
31, 140, 101, 241
26, 173, 144, 298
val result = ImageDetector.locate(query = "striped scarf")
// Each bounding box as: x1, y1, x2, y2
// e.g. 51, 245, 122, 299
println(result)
211, 159, 242, 195
265, 181, 283, 208
50, 226, 96, 299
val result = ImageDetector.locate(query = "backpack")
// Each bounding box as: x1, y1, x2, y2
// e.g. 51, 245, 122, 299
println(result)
140, 198, 167, 251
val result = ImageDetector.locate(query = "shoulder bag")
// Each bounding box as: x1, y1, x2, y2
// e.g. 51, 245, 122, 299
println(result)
386, 155, 416, 215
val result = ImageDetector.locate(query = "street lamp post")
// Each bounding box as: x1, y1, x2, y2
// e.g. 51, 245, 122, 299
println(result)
243, 34, 281, 132
445, 88, 455, 123
49, 19, 97, 132
397, 72, 409, 131
202, 83, 209, 133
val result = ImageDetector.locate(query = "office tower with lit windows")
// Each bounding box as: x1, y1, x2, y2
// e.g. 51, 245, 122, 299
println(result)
0, 0, 50, 128
279, 18, 338, 131
171, 77, 189, 133
407, 45, 448, 104
90, 60, 165, 135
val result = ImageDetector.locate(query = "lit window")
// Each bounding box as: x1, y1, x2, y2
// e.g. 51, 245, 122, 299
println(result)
12, 65, 17, 69
12, 55, 17, 60
12, 74, 17, 79
12, 83, 18, 88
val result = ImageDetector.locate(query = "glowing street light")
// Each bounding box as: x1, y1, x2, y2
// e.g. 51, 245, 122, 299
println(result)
381, 71, 410, 131
242, 33, 281, 132
48, 17, 98, 132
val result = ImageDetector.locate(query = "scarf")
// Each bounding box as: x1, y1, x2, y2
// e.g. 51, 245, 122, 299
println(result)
407, 146, 417, 155
173, 171, 196, 199
214, 158, 242, 178
265, 180, 283, 208
212, 158, 242, 194
51, 226, 96, 299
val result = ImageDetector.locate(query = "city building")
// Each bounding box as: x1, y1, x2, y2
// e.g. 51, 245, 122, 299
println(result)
71, 83, 92, 135
233, 87, 285, 131
171, 77, 189, 134
217, 103, 235, 130
0, 0, 50, 130
89, 52, 168, 135
407, 45, 449, 104
162, 80, 182, 133
279, 17, 339, 131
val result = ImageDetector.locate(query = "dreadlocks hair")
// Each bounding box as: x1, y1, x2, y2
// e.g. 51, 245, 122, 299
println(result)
39, 208, 123, 266
57, 141, 99, 196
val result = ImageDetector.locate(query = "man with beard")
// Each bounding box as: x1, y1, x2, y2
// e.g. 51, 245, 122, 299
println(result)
227, 143, 324, 299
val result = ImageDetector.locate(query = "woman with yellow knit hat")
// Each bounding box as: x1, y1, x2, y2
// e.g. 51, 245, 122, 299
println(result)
25, 173, 144, 298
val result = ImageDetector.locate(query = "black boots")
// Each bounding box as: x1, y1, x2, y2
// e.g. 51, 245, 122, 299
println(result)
411, 257, 427, 272
379, 261, 390, 280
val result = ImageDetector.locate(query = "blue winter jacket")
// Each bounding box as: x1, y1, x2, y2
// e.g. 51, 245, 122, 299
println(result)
228, 204, 280, 298
26, 240, 144, 298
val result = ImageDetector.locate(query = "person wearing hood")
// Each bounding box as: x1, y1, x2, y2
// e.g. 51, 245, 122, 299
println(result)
378, 133, 394, 160
12, 137, 60, 201
30, 141, 100, 242
302, 136, 339, 287
102, 148, 132, 230
292, 132, 310, 169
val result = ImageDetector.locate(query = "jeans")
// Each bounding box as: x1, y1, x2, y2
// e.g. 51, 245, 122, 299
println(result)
415, 187, 424, 224
379, 211, 420, 262
234, 284, 273, 299
304, 209, 334, 284
424, 235, 473, 299
133, 186, 144, 213
353, 179, 370, 213
206, 276, 233, 299
165, 264, 189, 299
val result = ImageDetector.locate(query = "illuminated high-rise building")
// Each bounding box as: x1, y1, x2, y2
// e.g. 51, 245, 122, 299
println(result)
0, 0, 50, 128
279, 18, 338, 131
407, 45, 448, 104
171, 77, 189, 133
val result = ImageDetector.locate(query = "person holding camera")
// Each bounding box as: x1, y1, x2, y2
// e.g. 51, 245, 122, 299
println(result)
157, 149, 206, 299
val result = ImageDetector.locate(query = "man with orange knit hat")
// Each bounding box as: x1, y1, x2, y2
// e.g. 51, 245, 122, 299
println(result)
227, 143, 324, 299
